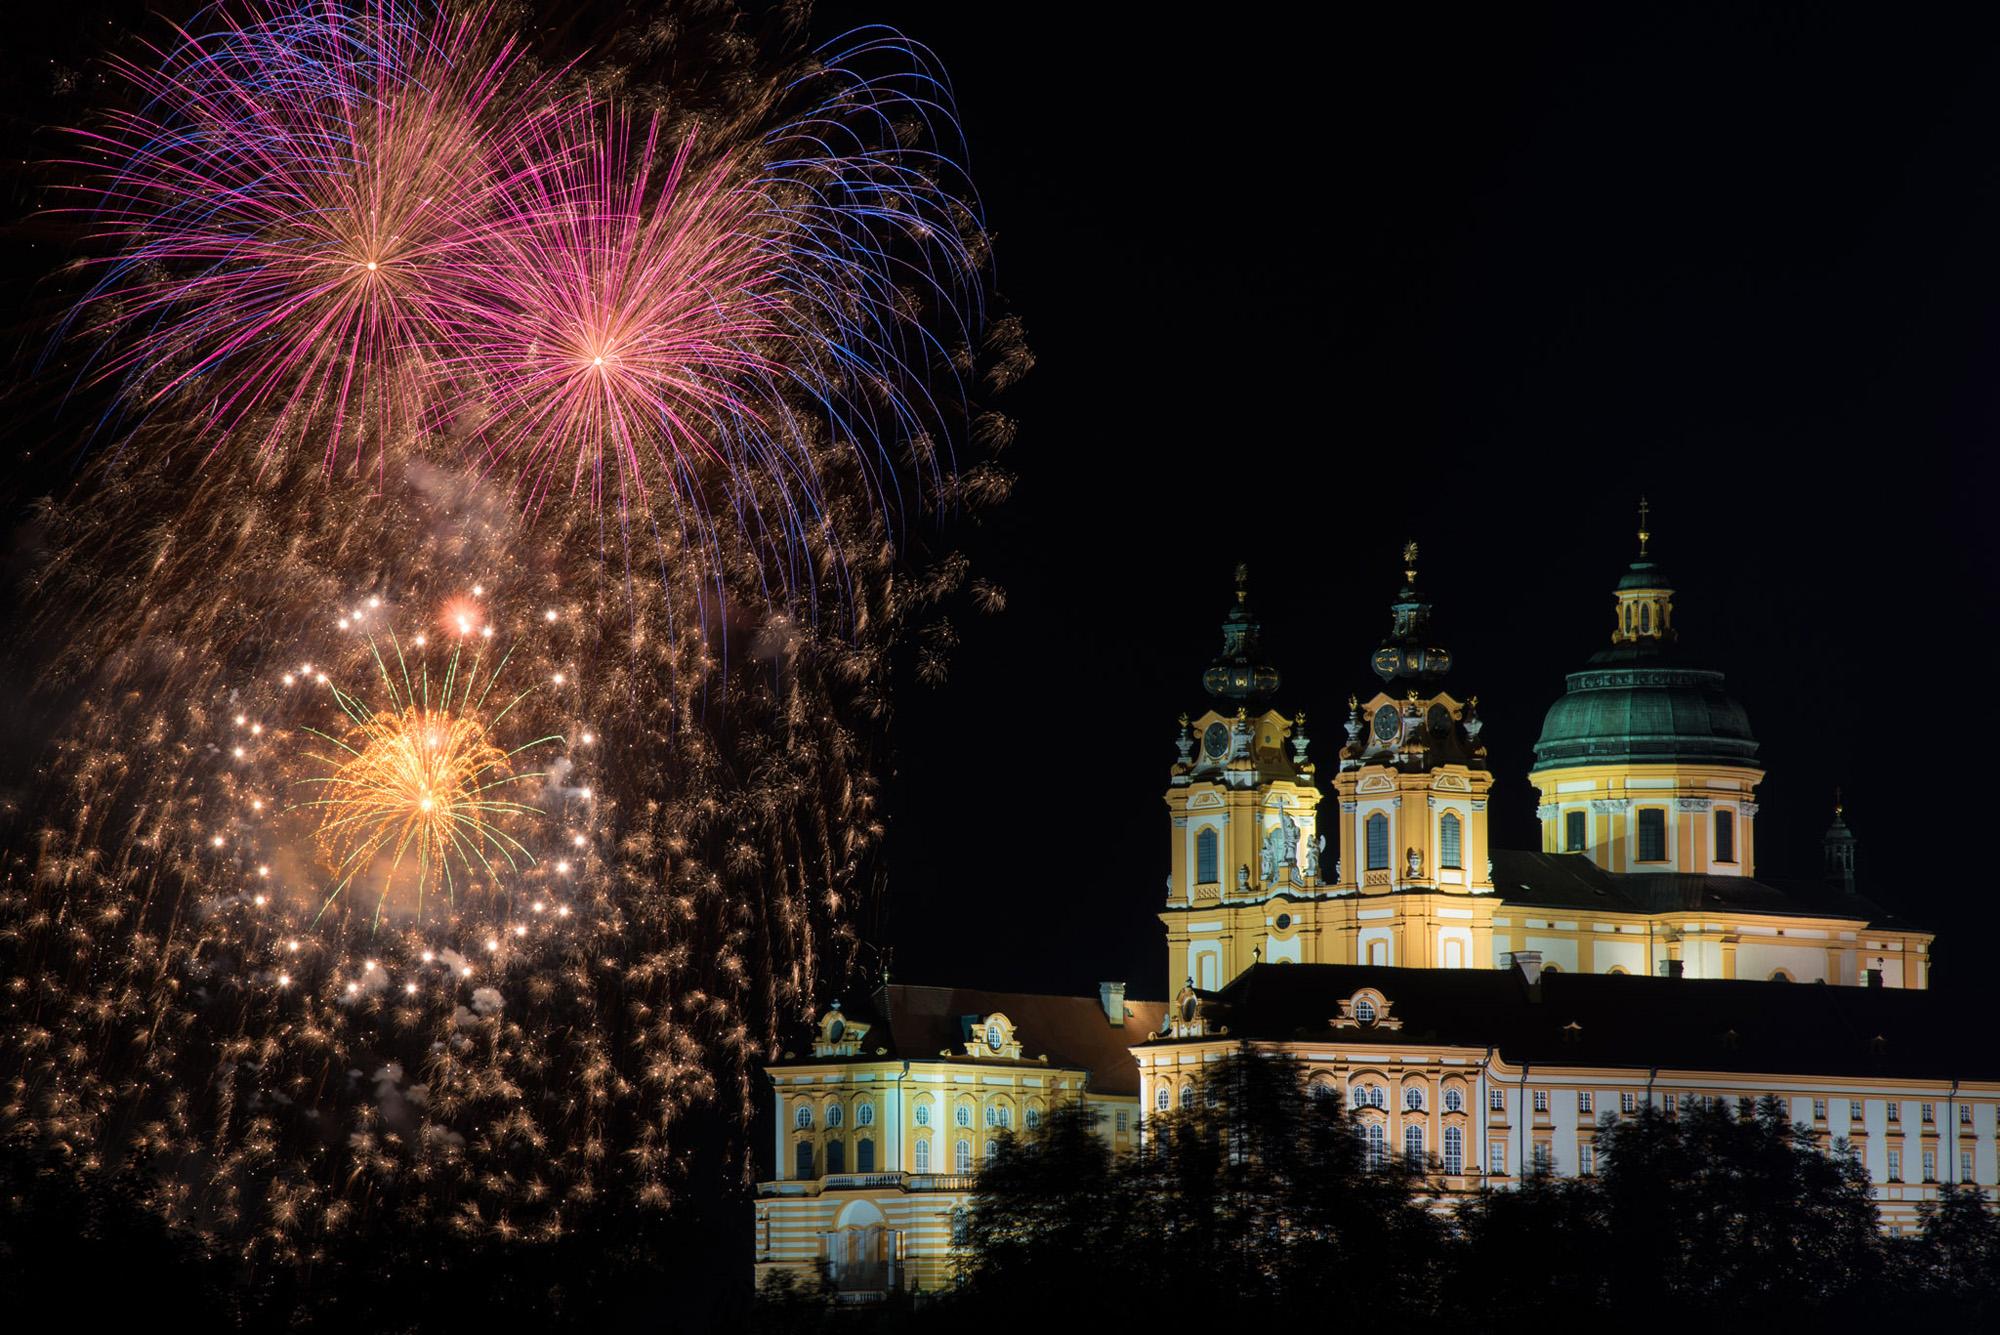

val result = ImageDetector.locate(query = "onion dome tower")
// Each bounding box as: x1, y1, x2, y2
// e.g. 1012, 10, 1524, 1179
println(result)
1329, 543, 1494, 914
1530, 502, 1763, 875
1162, 566, 1320, 998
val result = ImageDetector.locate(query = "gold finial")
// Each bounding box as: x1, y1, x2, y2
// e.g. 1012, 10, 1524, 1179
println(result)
1347, 694, 1358, 712
1233, 562, 1249, 603
1178, 712, 1189, 729
1402, 540, 1419, 582
1834, 786, 1843, 819
1637, 496, 1651, 558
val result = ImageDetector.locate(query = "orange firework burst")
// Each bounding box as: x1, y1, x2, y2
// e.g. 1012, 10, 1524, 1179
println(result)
299, 633, 556, 920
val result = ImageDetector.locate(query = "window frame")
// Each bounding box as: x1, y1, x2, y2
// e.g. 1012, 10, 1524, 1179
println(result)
1636, 807, 1668, 863
1439, 811, 1463, 869
1564, 809, 1587, 853
1714, 808, 1735, 863
1366, 812, 1390, 871
1443, 1124, 1464, 1175
1196, 826, 1219, 884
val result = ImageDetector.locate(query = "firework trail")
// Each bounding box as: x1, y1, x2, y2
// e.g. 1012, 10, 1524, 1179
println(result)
3, 1, 1024, 1285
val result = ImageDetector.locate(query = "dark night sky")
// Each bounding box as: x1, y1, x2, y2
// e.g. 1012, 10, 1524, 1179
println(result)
810, 3, 2000, 1004
6, 5, 1999, 1007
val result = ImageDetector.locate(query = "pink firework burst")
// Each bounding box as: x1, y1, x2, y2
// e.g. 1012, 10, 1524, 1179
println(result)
443, 111, 803, 527
60, 1, 571, 472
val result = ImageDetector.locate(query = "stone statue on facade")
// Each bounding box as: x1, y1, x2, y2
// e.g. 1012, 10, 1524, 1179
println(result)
1304, 832, 1324, 881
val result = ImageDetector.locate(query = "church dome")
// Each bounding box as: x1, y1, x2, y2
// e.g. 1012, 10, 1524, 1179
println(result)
1531, 552, 1758, 773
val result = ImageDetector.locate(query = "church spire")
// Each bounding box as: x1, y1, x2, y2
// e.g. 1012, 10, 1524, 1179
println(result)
1824, 792, 1857, 891
1202, 563, 1280, 705
1371, 540, 1453, 682
1609, 503, 1676, 645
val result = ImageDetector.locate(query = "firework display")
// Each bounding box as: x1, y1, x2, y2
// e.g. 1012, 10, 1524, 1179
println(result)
1, 0, 1021, 1285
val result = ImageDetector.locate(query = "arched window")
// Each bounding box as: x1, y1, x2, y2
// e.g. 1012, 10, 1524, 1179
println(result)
826, 1103, 843, 1128
795, 1141, 814, 1178
857, 1102, 874, 1127
1769, 969, 1793, 982
1639, 602, 1651, 635
955, 1104, 972, 1128
1354, 996, 1377, 1023
1025, 1106, 1041, 1129
1439, 812, 1462, 869
1637, 807, 1667, 862
985, 1021, 1004, 1050
793, 1105, 813, 1130
955, 1140, 973, 1174
1405, 1086, 1425, 1112
826, 1140, 845, 1174
857, 1139, 875, 1172
1405, 1123, 1425, 1166
1366, 813, 1390, 870
1565, 809, 1587, 852
914, 1099, 932, 1127
1365, 1122, 1386, 1169
1196, 827, 1219, 884
1443, 1125, 1464, 1174
913, 1138, 931, 1173
1156, 1086, 1170, 1112
1444, 1086, 1464, 1113
1179, 1085, 1194, 1111
1310, 1079, 1338, 1103
985, 1106, 999, 1128
1715, 809, 1735, 863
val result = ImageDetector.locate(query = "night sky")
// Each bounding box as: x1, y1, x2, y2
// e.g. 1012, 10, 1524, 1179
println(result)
7, 5, 1999, 1006
812, 3, 2000, 1005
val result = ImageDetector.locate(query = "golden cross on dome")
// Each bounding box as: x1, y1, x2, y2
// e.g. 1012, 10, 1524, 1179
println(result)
1637, 496, 1651, 557
1402, 540, 1419, 582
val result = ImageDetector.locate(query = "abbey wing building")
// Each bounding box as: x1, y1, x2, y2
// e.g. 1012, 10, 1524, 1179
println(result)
756, 536, 1992, 1298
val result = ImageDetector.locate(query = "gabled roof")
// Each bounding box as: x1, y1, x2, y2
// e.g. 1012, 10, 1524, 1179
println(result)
1165, 962, 1994, 1082
1490, 849, 1915, 930
778, 984, 1165, 1096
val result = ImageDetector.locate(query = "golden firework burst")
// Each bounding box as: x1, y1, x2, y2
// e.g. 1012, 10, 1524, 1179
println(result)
299, 634, 556, 920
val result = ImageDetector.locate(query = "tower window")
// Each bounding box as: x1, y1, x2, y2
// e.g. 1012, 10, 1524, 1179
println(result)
795, 1141, 814, 1179
1565, 810, 1586, 853
857, 1139, 875, 1172
914, 1138, 931, 1173
1715, 809, 1735, 863
1439, 812, 1462, 869
1637, 808, 1667, 862
1196, 827, 1219, 884
1366, 813, 1390, 870
826, 1140, 845, 1174
1639, 602, 1652, 635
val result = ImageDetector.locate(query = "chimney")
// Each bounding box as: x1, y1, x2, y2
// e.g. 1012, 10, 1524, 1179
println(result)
1099, 981, 1127, 1026
1508, 951, 1544, 987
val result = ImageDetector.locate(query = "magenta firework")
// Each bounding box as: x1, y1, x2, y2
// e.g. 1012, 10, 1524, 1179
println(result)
57, 0, 984, 570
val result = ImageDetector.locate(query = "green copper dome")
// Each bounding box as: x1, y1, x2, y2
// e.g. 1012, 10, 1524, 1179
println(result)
1532, 559, 1759, 773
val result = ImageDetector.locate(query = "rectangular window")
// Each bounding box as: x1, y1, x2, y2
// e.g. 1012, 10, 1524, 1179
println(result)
1196, 828, 1218, 884
1116, 1110, 1129, 1134
1532, 1142, 1552, 1171
1578, 1141, 1595, 1176
1813, 1099, 1827, 1120
1636, 808, 1667, 862
1923, 1150, 1937, 1183
1887, 1149, 1902, 1182
1887, 1103, 1900, 1123
1565, 810, 1587, 853
1443, 1126, 1464, 1175
1960, 1104, 1973, 1125
1490, 1088, 1505, 1111
1577, 1091, 1593, 1115
1488, 1140, 1507, 1175
1964, 1151, 1975, 1184
1621, 1092, 1637, 1115
1439, 813, 1463, 869
1366, 813, 1390, 871
1714, 809, 1735, 863
1921, 1103, 1934, 1124
1532, 1090, 1549, 1113
1850, 1101, 1864, 1122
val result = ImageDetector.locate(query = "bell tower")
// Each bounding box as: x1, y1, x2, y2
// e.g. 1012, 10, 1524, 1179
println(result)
1160, 566, 1323, 998
1327, 543, 1498, 968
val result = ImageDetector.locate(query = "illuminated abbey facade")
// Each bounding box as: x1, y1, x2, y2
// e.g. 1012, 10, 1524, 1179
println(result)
755, 532, 1990, 1299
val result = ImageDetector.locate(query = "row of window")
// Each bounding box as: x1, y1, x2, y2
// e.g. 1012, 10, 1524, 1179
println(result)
793, 1101, 1046, 1131
1560, 807, 1736, 863
1360, 812, 1465, 872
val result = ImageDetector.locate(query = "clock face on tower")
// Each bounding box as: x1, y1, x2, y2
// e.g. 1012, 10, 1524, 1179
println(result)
1372, 704, 1400, 742
1202, 722, 1232, 758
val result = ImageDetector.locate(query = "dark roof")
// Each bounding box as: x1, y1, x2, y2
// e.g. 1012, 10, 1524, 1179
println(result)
1167, 962, 1995, 1082
1491, 849, 1914, 929
781, 984, 1165, 1097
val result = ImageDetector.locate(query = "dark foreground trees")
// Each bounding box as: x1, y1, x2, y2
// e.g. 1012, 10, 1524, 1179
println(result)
886, 1052, 2000, 1331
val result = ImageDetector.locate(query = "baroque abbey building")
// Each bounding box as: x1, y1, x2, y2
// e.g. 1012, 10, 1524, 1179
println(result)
755, 533, 1993, 1298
